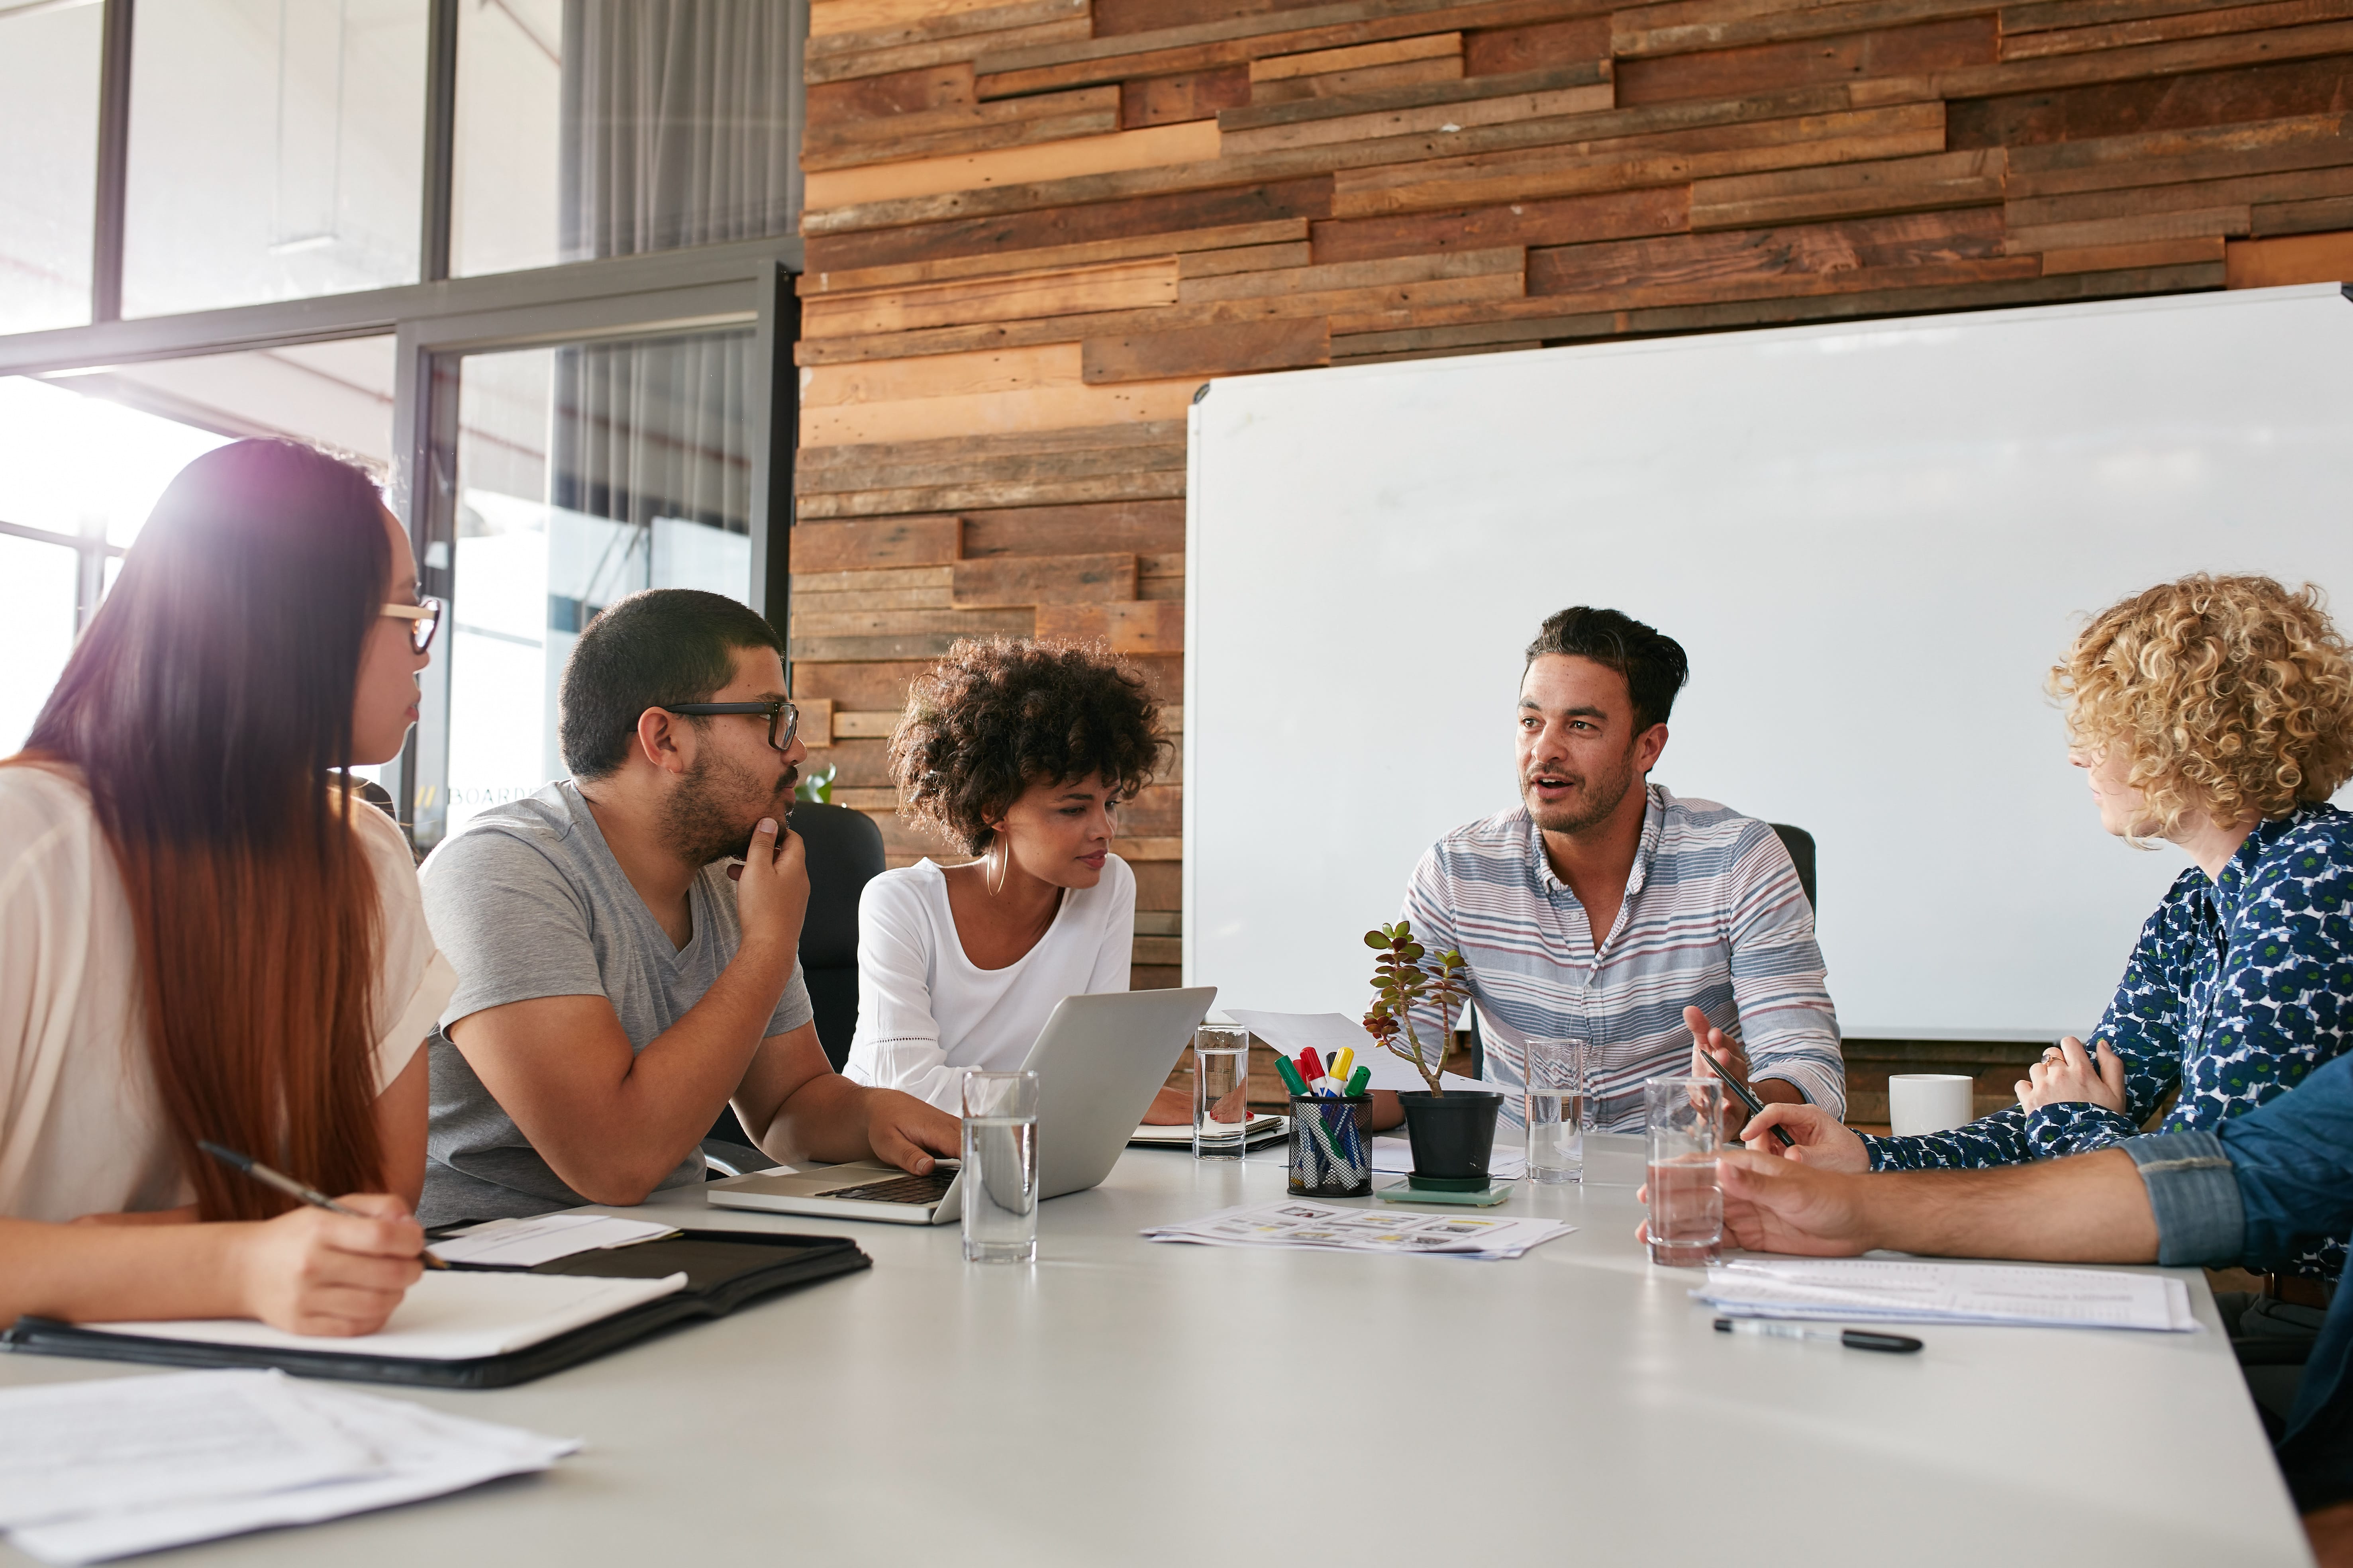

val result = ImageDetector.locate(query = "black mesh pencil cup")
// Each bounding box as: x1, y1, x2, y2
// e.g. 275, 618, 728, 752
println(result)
1287, 1094, 1373, 1197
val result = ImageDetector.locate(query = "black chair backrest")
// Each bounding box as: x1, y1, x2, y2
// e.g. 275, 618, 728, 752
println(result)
706, 799, 888, 1156
1769, 823, 1818, 914
789, 800, 886, 1069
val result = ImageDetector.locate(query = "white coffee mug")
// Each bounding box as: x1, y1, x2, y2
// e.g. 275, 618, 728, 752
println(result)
1886, 1074, 1975, 1137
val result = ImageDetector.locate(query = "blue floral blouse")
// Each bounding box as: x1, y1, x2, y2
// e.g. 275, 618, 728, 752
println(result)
1865, 802, 2353, 1277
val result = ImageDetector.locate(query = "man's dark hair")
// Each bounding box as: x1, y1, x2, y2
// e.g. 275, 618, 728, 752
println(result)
1525, 607, 1690, 732
559, 588, 783, 780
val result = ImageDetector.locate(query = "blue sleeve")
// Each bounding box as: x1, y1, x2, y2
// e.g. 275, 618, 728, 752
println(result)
2023, 884, 2196, 1156
2188, 839, 2353, 1120
2211, 1051, 2353, 1271
1864, 1104, 2032, 1171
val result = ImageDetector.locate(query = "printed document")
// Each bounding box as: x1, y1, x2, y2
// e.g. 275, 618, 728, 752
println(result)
1698, 1258, 2198, 1331
0, 1370, 578, 1565
430, 1211, 678, 1268
1145, 1199, 1573, 1259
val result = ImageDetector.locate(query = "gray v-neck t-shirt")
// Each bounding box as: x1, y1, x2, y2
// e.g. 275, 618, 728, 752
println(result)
415, 780, 812, 1225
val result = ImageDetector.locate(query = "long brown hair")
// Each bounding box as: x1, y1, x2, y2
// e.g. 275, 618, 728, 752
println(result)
20, 439, 392, 1219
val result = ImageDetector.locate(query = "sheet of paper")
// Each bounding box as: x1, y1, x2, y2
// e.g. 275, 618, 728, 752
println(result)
1698, 1258, 2197, 1332
1144, 1199, 1574, 1260
429, 1212, 679, 1268
1129, 1115, 1283, 1147
79, 1270, 687, 1362
0, 1371, 377, 1530
3, 1373, 579, 1567
1226, 1011, 1489, 1095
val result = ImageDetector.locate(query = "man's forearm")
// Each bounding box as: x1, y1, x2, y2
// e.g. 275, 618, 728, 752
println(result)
1861, 1149, 2161, 1262
757, 1072, 882, 1166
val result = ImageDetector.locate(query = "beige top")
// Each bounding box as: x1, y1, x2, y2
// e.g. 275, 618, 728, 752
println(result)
0, 766, 456, 1223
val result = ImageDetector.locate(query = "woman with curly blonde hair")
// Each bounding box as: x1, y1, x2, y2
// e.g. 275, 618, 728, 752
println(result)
1750, 574, 2353, 1280
841, 639, 1180, 1117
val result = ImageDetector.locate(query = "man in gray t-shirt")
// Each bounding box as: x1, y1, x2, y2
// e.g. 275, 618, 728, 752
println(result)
416, 589, 957, 1225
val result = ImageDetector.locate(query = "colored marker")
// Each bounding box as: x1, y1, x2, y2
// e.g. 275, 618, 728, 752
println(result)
1275, 1056, 1310, 1097
1345, 1065, 1371, 1097
1329, 1047, 1355, 1083
1299, 1047, 1326, 1083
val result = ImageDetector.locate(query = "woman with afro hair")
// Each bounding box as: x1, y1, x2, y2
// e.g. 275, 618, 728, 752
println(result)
842, 638, 1188, 1120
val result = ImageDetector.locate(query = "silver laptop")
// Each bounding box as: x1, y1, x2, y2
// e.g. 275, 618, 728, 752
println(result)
705, 986, 1216, 1225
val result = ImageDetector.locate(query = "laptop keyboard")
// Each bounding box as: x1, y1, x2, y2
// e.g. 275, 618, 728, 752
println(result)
815, 1169, 957, 1205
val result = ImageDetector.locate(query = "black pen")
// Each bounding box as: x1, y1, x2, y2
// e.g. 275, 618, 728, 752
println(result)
198, 1140, 447, 1269
1715, 1318, 1923, 1353
1697, 1049, 1799, 1148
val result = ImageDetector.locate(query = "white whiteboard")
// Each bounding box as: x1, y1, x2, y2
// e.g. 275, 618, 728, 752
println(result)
1184, 284, 2353, 1040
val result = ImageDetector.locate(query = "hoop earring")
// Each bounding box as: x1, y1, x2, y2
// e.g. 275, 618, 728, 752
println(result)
986, 836, 1008, 896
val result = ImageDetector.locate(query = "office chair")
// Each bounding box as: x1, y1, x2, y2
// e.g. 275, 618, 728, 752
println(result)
1768, 823, 1818, 913
703, 800, 888, 1176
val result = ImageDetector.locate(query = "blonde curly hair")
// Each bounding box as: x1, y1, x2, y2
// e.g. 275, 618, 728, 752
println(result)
2052, 573, 2353, 838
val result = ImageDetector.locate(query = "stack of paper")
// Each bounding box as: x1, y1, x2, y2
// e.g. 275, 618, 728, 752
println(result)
0, 1369, 579, 1565
1143, 1199, 1575, 1259
1698, 1258, 2198, 1332
430, 1211, 678, 1268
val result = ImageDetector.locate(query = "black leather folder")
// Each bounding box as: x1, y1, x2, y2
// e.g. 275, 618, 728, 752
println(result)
0, 1229, 869, 1390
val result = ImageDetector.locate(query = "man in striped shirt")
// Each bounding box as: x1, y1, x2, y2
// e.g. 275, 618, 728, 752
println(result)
1400, 607, 1845, 1133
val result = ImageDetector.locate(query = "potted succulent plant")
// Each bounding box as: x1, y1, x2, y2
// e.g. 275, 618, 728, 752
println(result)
1361, 921, 1503, 1188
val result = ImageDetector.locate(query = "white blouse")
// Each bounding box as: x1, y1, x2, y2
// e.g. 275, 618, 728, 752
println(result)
842, 855, 1134, 1112
0, 766, 456, 1222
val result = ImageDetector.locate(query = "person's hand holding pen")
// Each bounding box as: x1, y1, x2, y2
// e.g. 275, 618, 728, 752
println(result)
200, 1143, 432, 1337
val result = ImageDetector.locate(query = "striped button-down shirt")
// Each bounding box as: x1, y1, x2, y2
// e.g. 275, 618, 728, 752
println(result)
1400, 785, 1846, 1132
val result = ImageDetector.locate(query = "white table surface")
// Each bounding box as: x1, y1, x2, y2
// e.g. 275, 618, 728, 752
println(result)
0, 1135, 2312, 1568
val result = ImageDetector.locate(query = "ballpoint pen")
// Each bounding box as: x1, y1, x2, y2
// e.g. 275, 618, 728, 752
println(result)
1714, 1318, 1921, 1353
199, 1141, 448, 1268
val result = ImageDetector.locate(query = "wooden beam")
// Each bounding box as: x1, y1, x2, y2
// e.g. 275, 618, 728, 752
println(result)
951, 553, 1141, 606
1083, 315, 1331, 382
790, 517, 963, 572
801, 259, 1180, 339
1035, 600, 1186, 652
800, 220, 1309, 295
1689, 147, 2007, 228
805, 122, 1223, 212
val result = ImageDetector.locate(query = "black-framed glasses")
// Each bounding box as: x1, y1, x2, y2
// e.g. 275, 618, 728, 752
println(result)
380, 597, 442, 655
662, 698, 798, 753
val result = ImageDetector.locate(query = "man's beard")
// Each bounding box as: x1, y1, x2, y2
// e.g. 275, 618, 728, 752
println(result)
661, 752, 798, 867
1525, 745, 1637, 836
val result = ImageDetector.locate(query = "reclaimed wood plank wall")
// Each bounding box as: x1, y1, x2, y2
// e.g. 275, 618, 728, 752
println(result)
792, 0, 2353, 989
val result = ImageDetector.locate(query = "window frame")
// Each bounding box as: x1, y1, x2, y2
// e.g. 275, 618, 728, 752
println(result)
0, 0, 807, 844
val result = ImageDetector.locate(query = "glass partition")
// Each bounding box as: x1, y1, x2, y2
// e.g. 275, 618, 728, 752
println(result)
426, 327, 756, 842
124, 0, 426, 317
452, 0, 801, 276
0, 2, 103, 333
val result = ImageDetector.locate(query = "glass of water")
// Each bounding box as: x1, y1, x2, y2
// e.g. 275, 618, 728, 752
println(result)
1644, 1076, 1724, 1267
1524, 1038, 1589, 1184
1192, 1026, 1252, 1159
962, 1070, 1039, 1264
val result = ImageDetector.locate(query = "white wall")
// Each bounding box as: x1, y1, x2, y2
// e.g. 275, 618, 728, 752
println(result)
1185, 284, 2353, 1040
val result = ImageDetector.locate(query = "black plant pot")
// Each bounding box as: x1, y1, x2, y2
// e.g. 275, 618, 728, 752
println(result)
1397, 1091, 1504, 1188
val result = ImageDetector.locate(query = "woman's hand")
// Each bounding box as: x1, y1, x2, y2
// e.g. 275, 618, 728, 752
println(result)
231, 1195, 425, 1337
1739, 1103, 1871, 1173
2017, 1036, 2128, 1114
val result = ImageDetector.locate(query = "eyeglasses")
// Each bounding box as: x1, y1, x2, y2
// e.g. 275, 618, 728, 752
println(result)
662, 698, 799, 753
380, 598, 442, 655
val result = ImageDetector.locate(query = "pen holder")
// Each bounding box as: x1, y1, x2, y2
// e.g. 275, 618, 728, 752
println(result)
1287, 1095, 1373, 1197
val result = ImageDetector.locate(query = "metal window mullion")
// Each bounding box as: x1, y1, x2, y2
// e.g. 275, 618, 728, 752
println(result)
420, 0, 457, 285
90, 0, 133, 323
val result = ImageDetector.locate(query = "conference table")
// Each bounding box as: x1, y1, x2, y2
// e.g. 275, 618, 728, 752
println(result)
0, 1135, 2312, 1567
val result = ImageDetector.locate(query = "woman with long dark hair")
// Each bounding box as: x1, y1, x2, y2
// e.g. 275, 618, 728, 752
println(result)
0, 439, 451, 1335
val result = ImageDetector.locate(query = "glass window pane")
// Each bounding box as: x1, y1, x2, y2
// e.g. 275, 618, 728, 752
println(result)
451, 2, 800, 277
0, 337, 394, 549
431, 329, 755, 843
0, 534, 82, 753
124, 0, 425, 318
0, 2, 102, 333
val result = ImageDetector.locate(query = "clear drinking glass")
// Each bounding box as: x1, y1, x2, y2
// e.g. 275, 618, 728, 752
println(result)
1644, 1076, 1724, 1267
1524, 1038, 1590, 1185
962, 1070, 1039, 1264
1192, 1026, 1252, 1159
